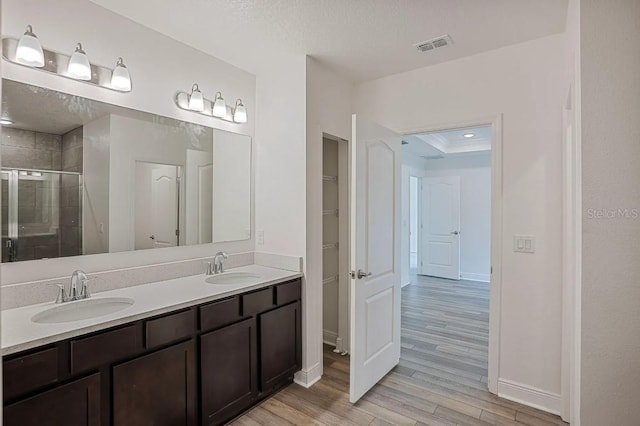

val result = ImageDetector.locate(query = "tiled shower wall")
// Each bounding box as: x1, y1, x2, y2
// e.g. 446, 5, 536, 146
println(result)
61, 127, 83, 257
0, 126, 83, 261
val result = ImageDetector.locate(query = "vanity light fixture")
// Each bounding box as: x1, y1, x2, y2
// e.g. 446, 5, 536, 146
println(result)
0, 118, 14, 126
233, 99, 247, 123
188, 84, 205, 112
174, 86, 245, 123
67, 43, 92, 81
212, 92, 227, 118
15, 25, 44, 67
111, 57, 132, 92
463, 133, 475, 138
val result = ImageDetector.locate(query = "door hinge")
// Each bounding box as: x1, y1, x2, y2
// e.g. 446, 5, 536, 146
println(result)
175, 229, 180, 237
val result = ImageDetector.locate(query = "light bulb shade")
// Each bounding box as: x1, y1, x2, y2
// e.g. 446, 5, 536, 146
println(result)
67, 43, 92, 80
212, 92, 227, 118
188, 84, 205, 112
233, 99, 247, 123
16, 25, 44, 67
111, 58, 132, 92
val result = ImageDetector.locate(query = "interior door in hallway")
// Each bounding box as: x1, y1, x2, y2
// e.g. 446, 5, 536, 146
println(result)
419, 176, 461, 280
349, 115, 402, 403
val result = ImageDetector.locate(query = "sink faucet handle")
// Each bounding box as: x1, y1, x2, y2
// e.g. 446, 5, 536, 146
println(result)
204, 261, 215, 276
53, 284, 67, 304
79, 278, 93, 299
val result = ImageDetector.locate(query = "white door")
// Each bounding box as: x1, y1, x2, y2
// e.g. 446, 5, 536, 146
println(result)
151, 166, 179, 248
419, 176, 461, 279
134, 163, 179, 250
349, 115, 402, 403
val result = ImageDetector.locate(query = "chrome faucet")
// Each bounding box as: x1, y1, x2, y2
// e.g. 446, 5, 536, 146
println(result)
54, 270, 92, 303
212, 252, 228, 274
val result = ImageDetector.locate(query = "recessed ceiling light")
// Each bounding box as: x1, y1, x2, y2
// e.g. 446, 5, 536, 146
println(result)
0, 118, 14, 125
463, 133, 475, 138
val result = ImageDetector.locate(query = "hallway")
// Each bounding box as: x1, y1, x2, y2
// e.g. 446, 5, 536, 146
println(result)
232, 276, 567, 426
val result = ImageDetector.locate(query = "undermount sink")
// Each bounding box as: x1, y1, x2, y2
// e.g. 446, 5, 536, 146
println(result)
31, 297, 135, 324
205, 272, 262, 285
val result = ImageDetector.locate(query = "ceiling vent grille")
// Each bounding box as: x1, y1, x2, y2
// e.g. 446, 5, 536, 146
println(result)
415, 35, 453, 53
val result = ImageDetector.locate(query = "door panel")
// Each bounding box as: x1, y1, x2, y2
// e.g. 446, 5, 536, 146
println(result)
420, 176, 461, 279
350, 115, 402, 403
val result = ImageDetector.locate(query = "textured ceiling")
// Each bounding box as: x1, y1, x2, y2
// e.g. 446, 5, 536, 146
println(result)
90, 0, 568, 82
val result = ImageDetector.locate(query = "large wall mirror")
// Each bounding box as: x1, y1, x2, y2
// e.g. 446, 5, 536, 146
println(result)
0, 79, 252, 262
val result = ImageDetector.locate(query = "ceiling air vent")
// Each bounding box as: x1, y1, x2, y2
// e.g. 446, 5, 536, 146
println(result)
415, 35, 453, 53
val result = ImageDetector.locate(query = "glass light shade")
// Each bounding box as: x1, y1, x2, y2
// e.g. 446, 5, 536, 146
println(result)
67, 43, 92, 81
111, 58, 132, 92
233, 99, 247, 123
16, 25, 44, 67
188, 84, 205, 112
212, 92, 227, 118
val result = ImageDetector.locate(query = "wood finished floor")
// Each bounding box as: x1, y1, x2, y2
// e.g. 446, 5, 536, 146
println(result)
231, 275, 568, 426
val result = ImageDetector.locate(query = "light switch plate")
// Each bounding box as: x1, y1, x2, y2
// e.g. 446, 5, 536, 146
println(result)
257, 230, 264, 245
514, 235, 535, 253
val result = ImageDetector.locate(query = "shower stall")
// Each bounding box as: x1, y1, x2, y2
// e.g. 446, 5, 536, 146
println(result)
1, 168, 83, 262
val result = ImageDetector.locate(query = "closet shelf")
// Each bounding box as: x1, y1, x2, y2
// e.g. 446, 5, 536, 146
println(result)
322, 175, 338, 183
322, 209, 339, 216
322, 243, 338, 250
322, 275, 339, 285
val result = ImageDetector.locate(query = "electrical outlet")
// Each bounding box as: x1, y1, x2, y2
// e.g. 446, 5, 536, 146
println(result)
513, 235, 535, 253
257, 230, 264, 245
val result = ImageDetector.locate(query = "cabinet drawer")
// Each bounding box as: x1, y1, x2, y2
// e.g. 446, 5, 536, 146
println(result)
200, 296, 241, 332
275, 280, 301, 306
71, 324, 142, 374
3, 347, 59, 401
242, 288, 274, 315
146, 309, 196, 350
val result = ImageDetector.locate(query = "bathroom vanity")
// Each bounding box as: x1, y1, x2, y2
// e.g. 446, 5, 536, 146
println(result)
1, 267, 302, 426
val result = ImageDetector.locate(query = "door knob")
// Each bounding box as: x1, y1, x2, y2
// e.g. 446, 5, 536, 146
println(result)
149, 235, 156, 240
357, 269, 372, 279
451, 231, 460, 235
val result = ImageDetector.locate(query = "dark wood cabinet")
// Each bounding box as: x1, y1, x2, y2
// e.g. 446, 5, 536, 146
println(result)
3, 277, 302, 426
4, 373, 101, 426
259, 301, 302, 392
201, 318, 257, 425
113, 340, 196, 426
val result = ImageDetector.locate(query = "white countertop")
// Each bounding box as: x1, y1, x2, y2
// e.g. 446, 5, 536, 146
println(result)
1, 264, 302, 356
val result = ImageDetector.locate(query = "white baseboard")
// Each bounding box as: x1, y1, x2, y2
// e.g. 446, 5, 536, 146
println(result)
460, 272, 491, 282
294, 362, 322, 388
401, 280, 412, 288
497, 379, 562, 415
323, 329, 338, 347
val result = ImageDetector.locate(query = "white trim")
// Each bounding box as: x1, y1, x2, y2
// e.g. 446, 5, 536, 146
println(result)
399, 113, 503, 395
294, 362, 323, 388
401, 280, 411, 288
460, 272, 490, 282
497, 379, 562, 416
323, 329, 338, 346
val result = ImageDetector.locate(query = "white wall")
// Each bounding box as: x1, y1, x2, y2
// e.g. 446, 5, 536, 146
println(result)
423, 154, 492, 282
304, 57, 354, 381
1, 0, 257, 284
580, 0, 640, 424
355, 34, 566, 407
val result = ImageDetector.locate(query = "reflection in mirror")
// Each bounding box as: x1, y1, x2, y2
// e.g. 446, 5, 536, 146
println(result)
0, 79, 252, 262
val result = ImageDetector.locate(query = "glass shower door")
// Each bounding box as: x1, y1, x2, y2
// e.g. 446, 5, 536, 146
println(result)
1, 169, 83, 262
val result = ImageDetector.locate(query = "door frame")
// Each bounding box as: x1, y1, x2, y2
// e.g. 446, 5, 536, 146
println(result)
399, 114, 503, 394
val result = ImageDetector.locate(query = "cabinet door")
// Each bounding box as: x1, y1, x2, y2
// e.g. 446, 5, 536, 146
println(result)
259, 301, 302, 392
113, 340, 196, 426
201, 317, 257, 425
4, 373, 100, 426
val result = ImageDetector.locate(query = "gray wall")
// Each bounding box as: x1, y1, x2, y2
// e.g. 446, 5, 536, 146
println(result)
581, 0, 640, 424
